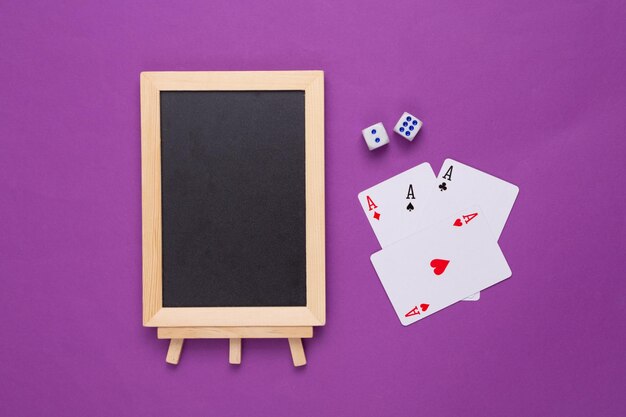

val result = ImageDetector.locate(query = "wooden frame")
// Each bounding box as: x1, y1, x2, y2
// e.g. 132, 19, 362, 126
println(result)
140, 71, 325, 366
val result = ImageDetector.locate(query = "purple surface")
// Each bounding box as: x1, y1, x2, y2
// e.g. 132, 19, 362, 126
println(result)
1, 1, 625, 416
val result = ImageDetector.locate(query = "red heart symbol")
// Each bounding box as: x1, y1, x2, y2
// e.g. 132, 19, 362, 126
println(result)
430, 259, 450, 275
420, 303, 429, 312
453, 218, 463, 227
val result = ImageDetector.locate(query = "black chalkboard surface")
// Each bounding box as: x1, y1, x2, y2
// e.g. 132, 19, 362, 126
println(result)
160, 91, 307, 307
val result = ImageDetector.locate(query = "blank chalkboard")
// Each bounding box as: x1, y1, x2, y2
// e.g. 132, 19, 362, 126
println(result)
160, 91, 306, 307
141, 71, 324, 328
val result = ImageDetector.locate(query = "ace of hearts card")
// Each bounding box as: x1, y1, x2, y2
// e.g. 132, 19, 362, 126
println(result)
370, 208, 512, 326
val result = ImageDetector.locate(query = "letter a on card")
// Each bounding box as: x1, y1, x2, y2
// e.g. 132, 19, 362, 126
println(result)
366, 196, 378, 211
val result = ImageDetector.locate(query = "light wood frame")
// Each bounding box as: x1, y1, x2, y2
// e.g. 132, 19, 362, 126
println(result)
140, 71, 325, 329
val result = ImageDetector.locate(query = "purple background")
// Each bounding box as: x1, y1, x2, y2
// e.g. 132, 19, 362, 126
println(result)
1, 1, 625, 416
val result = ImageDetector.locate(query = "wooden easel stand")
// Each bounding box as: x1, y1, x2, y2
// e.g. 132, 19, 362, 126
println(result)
159, 326, 312, 367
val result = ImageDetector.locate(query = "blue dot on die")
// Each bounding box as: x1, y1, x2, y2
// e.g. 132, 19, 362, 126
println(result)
371, 129, 377, 134
402, 121, 408, 127
412, 120, 418, 126
405, 131, 410, 136
406, 116, 412, 121
399, 127, 404, 132
375, 138, 380, 143
409, 126, 414, 131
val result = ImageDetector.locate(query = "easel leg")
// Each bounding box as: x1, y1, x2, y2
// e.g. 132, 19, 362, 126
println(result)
166, 338, 184, 365
229, 338, 242, 365
288, 338, 306, 367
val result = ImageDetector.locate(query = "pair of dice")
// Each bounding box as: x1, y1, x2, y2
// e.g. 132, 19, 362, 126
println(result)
362, 112, 423, 150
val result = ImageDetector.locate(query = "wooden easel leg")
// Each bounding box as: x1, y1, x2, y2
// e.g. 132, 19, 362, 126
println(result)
229, 338, 242, 365
288, 338, 306, 367
166, 338, 184, 365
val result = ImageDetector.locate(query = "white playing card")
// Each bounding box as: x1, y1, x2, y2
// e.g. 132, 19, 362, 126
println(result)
371, 208, 512, 326
426, 159, 520, 240
357, 163, 437, 248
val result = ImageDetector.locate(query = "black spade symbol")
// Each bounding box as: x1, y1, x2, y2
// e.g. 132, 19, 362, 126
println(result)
406, 202, 414, 211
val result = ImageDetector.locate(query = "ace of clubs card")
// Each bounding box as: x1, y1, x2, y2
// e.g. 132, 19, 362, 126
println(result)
427, 159, 520, 240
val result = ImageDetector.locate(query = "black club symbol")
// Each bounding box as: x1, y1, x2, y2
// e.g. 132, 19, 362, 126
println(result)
438, 182, 447, 191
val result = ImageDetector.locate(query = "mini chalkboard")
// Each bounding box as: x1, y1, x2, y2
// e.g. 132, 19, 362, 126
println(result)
140, 71, 325, 366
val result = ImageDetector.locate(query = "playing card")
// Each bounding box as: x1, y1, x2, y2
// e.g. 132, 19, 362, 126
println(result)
427, 159, 520, 240
370, 208, 512, 326
357, 163, 437, 248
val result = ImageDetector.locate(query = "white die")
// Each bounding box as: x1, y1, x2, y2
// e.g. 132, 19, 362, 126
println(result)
362, 122, 389, 150
393, 112, 422, 141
